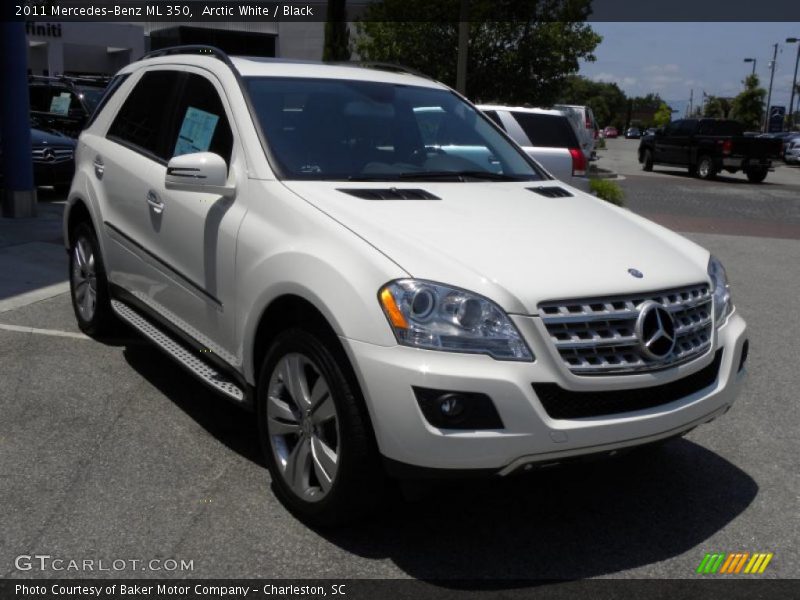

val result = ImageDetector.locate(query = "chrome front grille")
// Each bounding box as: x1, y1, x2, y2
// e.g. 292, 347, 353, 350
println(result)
539, 283, 713, 375
32, 146, 74, 163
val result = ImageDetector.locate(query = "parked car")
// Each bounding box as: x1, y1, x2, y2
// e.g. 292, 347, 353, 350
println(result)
784, 135, 800, 164
552, 104, 597, 161
643, 128, 658, 137
625, 127, 641, 139
638, 118, 782, 182
29, 74, 110, 138
0, 125, 76, 193
478, 105, 589, 191
603, 126, 619, 138
64, 46, 748, 525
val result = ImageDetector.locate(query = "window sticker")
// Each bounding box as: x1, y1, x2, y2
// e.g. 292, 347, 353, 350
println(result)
174, 106, 219, 156
49, 93, 71, 115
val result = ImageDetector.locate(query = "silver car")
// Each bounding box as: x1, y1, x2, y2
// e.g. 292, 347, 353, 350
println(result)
478, 105, 590, 192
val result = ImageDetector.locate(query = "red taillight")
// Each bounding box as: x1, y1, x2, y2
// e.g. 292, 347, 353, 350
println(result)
569, 148, 587, 177
722, 139, 733, 155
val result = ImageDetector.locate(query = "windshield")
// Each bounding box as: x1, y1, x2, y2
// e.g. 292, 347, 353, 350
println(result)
246, 77, 545, 181
75, 86, 106, 112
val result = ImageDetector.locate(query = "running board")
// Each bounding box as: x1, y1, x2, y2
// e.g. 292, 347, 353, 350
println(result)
111, 299, 246, 403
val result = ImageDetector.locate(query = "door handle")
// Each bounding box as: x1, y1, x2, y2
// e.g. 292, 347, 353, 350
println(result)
93, 155, 104, 179
146, 190, 164, 214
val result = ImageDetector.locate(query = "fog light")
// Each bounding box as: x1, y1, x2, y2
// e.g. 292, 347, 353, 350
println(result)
437, 393, 465, 418
413, 387, 504, 430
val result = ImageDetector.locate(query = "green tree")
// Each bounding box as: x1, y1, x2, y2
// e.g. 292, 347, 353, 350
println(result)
355, 1, 601, 106
730, 74, 765, 130
654, 102, 672, 127
322, 0, 351, 61
558, 75, 627, 129
703, 96, 732, 119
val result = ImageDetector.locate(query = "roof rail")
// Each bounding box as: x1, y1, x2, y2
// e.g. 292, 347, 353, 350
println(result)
141, 45, 235, 69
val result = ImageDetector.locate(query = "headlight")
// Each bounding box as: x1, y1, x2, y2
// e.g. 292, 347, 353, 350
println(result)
378, 279, 533, 361
707, 255, 732, 325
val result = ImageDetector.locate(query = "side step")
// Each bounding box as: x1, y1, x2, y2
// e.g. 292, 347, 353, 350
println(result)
111, 299, 246, 403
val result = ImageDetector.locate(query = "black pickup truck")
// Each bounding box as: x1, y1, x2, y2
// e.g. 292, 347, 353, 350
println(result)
638, 118, 783, 183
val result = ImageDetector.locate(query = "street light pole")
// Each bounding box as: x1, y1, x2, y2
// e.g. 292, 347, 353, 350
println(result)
787, 38, 800, 129
744, 57, 757, 77
763, 43, 778, 133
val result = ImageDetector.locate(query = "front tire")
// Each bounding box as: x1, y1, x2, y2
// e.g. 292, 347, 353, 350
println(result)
745, 168, 768, 183
257, 328, 382, 526
68, 222, 116, 337
696, 155, 716, 180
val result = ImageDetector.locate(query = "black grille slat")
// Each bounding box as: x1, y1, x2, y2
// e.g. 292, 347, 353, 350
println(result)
337, 188, 440, 200
527, 186, 573, 198
533, 350, 723, 419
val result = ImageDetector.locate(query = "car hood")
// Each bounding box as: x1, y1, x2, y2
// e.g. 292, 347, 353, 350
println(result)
31, 127, 76, 147
282, 180, 711, 314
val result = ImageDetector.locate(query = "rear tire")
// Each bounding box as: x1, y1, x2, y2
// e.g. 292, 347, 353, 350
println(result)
641, 148, 653, 171
695, 155, 716, 180
257, 328, 383, 526
745, 168, 768, 183
68, 222, 116, 337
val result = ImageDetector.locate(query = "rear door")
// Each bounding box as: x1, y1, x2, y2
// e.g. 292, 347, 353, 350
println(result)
98, 69, 181, 300
501, 111, 578, 183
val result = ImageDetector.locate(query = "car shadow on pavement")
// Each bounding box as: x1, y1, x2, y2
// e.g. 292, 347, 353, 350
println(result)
316, 439, 757, 583
651, 168, 776, 185
120, 341, 264, 467
119, 340, 757, 582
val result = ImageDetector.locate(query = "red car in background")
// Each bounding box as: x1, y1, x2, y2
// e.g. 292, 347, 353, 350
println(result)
603, 126, 619, 138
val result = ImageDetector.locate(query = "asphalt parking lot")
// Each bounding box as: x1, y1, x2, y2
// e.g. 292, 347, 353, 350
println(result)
1, 144, 798, 582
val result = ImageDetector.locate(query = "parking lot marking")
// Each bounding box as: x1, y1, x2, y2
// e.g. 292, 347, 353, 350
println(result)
0, 282, 70, 313
0, 322, 89, 340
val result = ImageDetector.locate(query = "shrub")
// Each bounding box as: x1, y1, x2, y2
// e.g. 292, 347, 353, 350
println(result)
589, 178, 624, 206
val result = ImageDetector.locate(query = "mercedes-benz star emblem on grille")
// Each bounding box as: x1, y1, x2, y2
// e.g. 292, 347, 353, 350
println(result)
635, 300, 676, 360
628, 268, 644, 278
42, 148, 56, 162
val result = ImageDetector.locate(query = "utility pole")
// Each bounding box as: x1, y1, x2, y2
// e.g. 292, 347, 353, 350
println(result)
787, 38, 800, 129
455, 0, 469, 94
687, 89, 693, 117
763, 43, 778, 133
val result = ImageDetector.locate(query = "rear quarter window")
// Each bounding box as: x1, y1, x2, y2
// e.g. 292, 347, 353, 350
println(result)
509, 112, 579, 148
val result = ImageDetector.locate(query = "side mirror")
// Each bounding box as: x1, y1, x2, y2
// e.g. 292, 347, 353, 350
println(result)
165, 152, 235, 198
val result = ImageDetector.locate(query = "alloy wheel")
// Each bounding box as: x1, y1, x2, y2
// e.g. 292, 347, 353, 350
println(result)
266, 353, 340, 501
71, 236, 97, 322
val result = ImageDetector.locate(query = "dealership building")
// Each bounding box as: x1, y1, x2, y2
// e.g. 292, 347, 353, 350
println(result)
25, 21, 326, 77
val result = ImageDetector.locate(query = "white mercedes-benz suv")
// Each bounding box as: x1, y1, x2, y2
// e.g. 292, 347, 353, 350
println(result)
64, 47, 748, 524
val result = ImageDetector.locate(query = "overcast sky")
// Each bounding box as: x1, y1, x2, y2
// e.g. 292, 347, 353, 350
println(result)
579, 22, 800, 113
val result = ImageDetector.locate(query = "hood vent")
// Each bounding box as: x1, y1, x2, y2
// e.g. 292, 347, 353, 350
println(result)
527, 186, 573, 198
337, 188, 440, 201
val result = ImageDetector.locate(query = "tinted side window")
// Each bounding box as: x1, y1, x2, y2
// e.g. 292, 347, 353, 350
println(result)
675, 120, 697, 135
510, 112, 579, 148
29, 85, 82, 116
107, 71, 179, 160
167, 73, 233, 166
483, 110, 505, 130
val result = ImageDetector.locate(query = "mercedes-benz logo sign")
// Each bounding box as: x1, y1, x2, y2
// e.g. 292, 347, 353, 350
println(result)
635, 300, 676, 360
42, 148, 56, 162
628, 268, 644, 278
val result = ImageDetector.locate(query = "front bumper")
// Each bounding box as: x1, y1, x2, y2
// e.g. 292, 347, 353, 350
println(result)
344, 312, 747, 474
